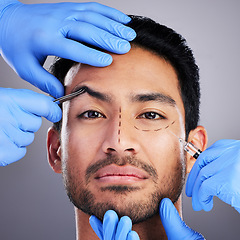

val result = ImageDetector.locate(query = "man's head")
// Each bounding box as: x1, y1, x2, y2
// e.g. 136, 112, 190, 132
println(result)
47, 15, 207, 224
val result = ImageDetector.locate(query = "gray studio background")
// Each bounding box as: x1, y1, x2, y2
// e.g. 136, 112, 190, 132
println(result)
1, 0, 240, 239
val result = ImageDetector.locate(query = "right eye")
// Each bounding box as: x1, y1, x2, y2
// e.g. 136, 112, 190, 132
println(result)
78, 110, 105, 119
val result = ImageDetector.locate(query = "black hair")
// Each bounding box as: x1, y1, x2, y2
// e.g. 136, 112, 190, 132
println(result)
50, 15, 200, 136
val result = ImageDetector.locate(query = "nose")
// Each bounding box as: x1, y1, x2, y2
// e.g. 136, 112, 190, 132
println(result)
101, 109, 140, 156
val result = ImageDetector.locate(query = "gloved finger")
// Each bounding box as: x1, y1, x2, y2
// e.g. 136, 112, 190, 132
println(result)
103, 210, 119, 240
50, 38, 112, 67
0, 133, 27, 166
160, 198, 205, 240
12, 130, 35, 148
115, 216, 132, 239
197, 167, 240, 212
69, 2, 132, 24
0, 104, 42, 133
186, 145, 230, 197
89, 215, 103, 240
0, 122, 35, 147
127, 231, 140, 240
191, 168, 214, 211
6, 106, 43, 133
69, 11, 136, 41
17, 114, 42, 133
63, 21, 131, 54
11, 89, 62, 123
17, 59, 64, 98
192, 173, 218, 212
190, 151, 233, 211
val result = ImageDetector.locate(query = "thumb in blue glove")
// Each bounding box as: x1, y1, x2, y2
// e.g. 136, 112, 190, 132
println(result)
0, 0, 136, 98
0, 87, 62, 166
160, 198, 205, 240
90, 210, 140, 240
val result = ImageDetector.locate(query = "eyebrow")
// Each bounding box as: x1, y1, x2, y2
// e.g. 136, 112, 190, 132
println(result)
131, 93, 176, 106
71, 85, 112, 103
71, 85, 176, 106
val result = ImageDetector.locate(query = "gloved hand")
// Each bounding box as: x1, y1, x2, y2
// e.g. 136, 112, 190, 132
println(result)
89, 210, 140, 240
0, 87, 61, 166
186, 139, 240, 213
160, 198, 205, 240
0, 0, 136, 98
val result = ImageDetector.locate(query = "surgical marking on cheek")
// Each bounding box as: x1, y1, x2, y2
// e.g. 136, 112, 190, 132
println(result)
134, 126, 151, 132
134, 120, 176, 132
118, 107, 122, 143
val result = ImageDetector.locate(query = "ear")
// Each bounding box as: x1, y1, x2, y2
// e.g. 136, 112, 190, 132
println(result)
186, 126, 208, 173
47, 127, 62, 173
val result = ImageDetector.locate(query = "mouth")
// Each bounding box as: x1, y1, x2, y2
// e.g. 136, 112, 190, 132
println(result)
94, 164, 149, 184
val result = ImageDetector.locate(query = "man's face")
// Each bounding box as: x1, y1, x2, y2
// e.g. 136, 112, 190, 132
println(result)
53, 47, 188, 223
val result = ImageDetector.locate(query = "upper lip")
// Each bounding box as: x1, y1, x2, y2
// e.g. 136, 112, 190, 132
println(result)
95, 164, 150, 179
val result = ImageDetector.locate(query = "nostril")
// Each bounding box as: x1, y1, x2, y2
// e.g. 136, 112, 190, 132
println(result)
125, 148, 135, 152
106, 147, 135, 154
107, 148, 116, 153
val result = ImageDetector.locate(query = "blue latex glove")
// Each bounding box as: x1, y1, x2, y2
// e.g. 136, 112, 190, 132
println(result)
186, 139, 240, 213
0, 0, 136, 98
160, 198, 205, 240
0, 87, 61, 166
89, 210, 140, 240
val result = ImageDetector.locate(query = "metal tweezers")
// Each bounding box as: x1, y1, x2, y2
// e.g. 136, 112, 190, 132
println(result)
53, 87, 87, 104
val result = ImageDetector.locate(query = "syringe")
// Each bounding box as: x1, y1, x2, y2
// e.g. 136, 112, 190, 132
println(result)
169, 130, 202, 159
178, 138, 202, 159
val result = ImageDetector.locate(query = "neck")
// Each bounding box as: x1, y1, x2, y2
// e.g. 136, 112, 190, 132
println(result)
75, 196, 182, 240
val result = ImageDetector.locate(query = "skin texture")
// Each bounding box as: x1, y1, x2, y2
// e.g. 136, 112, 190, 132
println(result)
47, 47, 208, 240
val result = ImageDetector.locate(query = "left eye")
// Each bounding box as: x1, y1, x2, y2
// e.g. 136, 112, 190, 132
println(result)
138, 112, 165, 120
78, 110, 104, 119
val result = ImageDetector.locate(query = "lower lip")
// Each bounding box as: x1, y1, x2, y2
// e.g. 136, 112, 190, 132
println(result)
95, 175, 146, 184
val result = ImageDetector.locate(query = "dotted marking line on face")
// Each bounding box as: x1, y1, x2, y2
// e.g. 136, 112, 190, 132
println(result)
118, 107, 122, 143
134, 120, 176, 132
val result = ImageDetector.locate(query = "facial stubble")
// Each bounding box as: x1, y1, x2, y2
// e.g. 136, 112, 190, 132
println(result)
62, 153, 186, 224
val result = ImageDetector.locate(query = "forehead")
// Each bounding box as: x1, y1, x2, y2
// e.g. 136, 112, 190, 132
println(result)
64, 47, 183, 111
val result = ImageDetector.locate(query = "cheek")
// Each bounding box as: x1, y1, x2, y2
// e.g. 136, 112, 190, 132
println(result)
141, 131, 182, 175
61, 123, 104, 172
